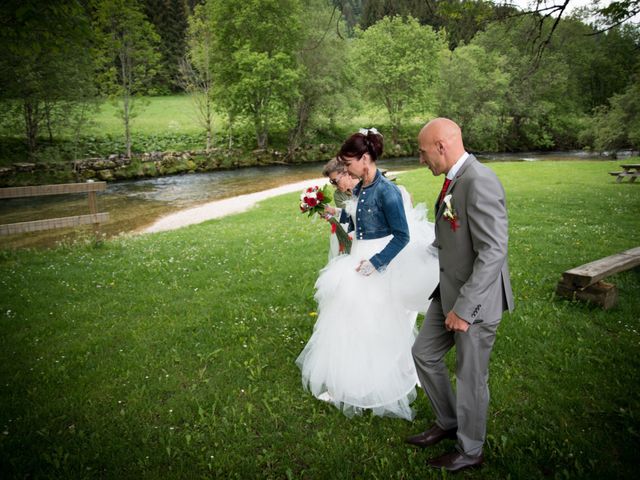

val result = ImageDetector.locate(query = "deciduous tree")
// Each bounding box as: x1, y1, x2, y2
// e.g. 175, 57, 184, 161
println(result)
0, 0, 96, 159
94, 0, 162, 157
350, 15, 446, 144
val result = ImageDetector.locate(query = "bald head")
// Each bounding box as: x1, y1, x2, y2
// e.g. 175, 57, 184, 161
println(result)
418, 118, 465, 176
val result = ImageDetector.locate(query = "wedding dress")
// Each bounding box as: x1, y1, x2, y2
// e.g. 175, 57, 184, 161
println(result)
296, 186, 439, 420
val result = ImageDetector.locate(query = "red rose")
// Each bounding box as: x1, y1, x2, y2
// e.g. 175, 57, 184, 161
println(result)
307, 187, 313, 193
317, 192, 324, 201
307, 197, 318, 207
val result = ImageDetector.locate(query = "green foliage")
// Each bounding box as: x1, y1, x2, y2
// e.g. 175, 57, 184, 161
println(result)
470, 18, 580, 151
203, 0, 304, 149
93, 0, 163, 156
142, 0, 189, 93
287, 0, 353, 150
350, 16, 447, 143
436, 44, 510, 151
0, 0, 96, 157
181, 2, 217, 150
359, 0, 498, 49
589, 75, 640, 151
0, 162, 639, 477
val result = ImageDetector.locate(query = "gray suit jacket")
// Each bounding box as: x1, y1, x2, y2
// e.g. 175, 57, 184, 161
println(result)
431, 155, 514, 324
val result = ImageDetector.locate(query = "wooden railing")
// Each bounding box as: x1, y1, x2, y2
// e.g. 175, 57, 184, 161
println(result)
0, 182, 109, 236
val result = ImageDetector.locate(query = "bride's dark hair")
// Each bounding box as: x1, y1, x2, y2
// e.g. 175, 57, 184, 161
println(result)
338, 130, 384, 163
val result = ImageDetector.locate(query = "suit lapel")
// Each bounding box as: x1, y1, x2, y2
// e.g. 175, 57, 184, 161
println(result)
435, 155, 476, 221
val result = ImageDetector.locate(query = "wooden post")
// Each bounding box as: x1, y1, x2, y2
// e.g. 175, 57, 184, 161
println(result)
87, 190, 100, 237
556, 279, 618, 310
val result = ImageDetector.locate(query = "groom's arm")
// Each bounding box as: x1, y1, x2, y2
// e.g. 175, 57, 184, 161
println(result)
453, 172, 508, 321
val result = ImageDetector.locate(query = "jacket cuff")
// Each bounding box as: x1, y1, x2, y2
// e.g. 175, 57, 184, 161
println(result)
369, 255, 384, 271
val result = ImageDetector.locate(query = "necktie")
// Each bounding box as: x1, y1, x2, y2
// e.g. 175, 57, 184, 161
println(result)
438, 178, 451, 208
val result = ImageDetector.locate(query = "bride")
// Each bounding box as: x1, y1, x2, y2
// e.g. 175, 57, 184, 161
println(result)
296, 129, 439, 420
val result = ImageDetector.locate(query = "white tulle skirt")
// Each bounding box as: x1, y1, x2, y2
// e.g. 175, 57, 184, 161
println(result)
296, 202, 439, 421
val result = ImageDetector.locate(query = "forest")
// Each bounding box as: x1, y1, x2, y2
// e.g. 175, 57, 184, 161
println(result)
0, 0, 639, 166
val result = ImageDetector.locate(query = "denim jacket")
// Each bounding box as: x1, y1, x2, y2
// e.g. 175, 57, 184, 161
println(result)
339, 170, 410, 271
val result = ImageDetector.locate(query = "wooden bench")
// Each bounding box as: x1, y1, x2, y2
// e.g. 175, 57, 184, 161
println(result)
609, 163, 640, 183
0, 182, 109, 236
556, 247, 640, 309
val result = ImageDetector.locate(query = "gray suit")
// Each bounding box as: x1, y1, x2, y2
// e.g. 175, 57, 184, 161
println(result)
412, 154, 514, 457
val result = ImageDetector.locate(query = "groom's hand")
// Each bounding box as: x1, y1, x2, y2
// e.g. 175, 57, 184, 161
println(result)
445, 311, 469, 332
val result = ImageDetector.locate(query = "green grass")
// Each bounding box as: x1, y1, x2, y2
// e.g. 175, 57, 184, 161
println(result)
86, 95, 411, 146
1, 161, 639, 478
87, 95, 215, 137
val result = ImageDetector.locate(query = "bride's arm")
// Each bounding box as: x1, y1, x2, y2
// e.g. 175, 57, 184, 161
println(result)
368, 187, 410, 271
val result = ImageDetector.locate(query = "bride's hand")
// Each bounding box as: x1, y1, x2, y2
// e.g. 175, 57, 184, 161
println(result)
324, 205, 336, 216
356, 260, 375, 276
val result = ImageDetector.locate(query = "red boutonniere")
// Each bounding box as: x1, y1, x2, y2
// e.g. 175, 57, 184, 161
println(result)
442, 194, 459, 231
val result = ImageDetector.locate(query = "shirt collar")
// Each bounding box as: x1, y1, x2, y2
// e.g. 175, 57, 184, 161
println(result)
446, 152, 469, 180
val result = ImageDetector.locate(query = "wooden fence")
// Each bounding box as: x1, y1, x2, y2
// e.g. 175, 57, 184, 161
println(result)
0, 182, 109, 236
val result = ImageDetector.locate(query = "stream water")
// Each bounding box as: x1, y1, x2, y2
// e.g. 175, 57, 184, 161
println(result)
0, 152, 607, 248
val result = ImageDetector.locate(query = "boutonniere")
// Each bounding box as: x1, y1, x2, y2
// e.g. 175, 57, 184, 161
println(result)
442, 194, 459, 231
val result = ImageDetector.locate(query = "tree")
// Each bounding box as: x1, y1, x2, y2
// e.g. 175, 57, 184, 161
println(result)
94, 0, 162, 157
494, 0, 639, 61
206, 0, 303, 149
436, 44, 511, 151
180, 2, 216, 151
350, 15, 446, 143
590, 75, 640, 151
286, 0, 351, 151
0, 0, 96, 159
473, 17, 578, 150
548, 17, 639, 112
143, 0, 189, 93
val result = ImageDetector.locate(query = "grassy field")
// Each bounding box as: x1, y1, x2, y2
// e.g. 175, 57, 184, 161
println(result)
86, 95, 392, 139
0, 161, 639, 478
87, 96, 211, 137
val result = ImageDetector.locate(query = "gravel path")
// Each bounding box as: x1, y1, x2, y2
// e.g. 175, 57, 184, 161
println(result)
142, 177, 328, 233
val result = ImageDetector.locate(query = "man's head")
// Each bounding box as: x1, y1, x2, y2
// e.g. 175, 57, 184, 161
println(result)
418, 118, 465, 176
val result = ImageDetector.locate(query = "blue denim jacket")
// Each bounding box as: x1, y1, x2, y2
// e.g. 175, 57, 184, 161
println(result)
340, 170, 410, 271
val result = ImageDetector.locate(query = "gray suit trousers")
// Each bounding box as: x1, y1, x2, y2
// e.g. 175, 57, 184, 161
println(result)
412, 299, 499, 457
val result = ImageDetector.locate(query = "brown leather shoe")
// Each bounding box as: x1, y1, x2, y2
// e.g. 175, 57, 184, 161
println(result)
427, 451, 484, 472
405, 424, 457, 448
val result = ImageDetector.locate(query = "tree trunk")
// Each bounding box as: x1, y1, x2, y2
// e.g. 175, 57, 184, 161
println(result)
255, 115, 268, 149
23, 100, 39, 159
227, 111, 234, 150
123, 90, 131, 158
121, 46, 132, 158
205, 96, 213, 152
45, 102, 54, 143
288, 97, 312, 154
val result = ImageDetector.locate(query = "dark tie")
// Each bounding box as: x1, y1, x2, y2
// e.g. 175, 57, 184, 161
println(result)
437, 177, 451, 209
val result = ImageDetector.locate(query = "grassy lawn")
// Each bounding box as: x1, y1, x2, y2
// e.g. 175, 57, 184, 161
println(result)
86, 95, 396, 139
0, 161, 638, 478
87, 95, 212, 137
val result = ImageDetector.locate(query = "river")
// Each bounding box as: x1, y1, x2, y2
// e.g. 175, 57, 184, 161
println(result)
0, 152, 607, 248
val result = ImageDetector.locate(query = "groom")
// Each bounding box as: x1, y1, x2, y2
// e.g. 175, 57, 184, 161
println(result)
408, 118, 514, 472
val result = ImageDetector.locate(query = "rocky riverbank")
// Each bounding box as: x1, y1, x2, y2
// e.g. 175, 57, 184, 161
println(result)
0, 141, 417, 187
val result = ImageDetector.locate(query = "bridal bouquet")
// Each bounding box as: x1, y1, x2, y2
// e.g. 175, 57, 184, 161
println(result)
299, 184, 352, 254
299, 185, 332, 216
